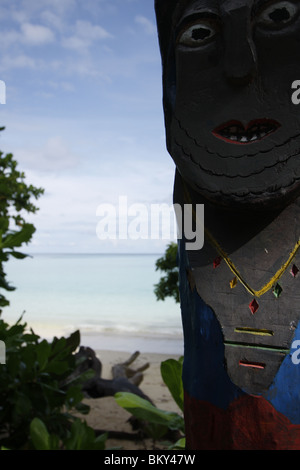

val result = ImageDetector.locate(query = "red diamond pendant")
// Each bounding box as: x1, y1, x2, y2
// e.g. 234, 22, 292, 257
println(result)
291, 264, 299, 278
213, 256, 222, 268
249, 299, 259, 314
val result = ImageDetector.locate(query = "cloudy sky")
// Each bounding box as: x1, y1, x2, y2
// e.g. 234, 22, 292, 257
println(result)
0, 0, 176, 254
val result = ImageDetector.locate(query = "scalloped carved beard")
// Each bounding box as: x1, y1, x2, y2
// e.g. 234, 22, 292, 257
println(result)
169, 114, 300, 211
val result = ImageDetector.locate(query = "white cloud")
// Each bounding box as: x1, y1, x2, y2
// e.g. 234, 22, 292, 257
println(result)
62, 35, 89, 52
0, 30, 20, 49
1, 53, 37, 69
16, 136, 80, 172
40, 10, 66, 32
135, 15, 156, 35
75, 20, 112, 41
0, 22, 55, 52
21, 22, 55, 45
24, 169, 175, 254
14, 0, 77, 21
48, 80, 75, 92
62, 20, 112, 53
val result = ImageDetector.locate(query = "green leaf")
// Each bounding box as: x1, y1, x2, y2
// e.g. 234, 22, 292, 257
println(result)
2, 224, 35, 248
66, 386, 84, 408
30, 418, 50, 450
0, 218, 9, 232
50, 337, 66, 357
65, 330, 80, 353
65, 419, 96, 450
48, 434, 60, 450
160, 357, 184, 412
13, 392, 32, 421
93, 432, 108, 450
36, 340, 51, 371
0, 275, 15, 291
45, 360, 69, 375
168, 437, 186, 450
115, 392, 184, 432
10, 251, 29, 260
65, 420, 107, 450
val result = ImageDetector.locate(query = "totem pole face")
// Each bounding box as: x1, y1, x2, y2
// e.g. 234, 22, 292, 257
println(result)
156, 0, 300, 210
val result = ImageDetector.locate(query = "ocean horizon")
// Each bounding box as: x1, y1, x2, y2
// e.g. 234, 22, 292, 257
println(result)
3, 252, 184, 355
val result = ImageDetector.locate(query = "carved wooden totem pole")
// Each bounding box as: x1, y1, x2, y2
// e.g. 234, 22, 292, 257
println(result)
155, 0, 300, 450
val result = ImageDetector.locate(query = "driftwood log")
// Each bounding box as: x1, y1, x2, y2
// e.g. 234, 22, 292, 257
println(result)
73, 346, 152, 403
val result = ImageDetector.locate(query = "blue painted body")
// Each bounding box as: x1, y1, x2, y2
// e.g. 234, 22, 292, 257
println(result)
178, 239, 300, 425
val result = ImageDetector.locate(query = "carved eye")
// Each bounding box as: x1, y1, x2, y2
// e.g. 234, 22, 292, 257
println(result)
177, 21, 218, 47
257, 1, 298, 29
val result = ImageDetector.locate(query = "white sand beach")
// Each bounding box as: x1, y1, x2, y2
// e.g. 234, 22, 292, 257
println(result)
79, 349, 183, 450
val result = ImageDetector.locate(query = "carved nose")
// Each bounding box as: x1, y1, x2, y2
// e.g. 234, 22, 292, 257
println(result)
223, 6, 257, 86
224, 39, 257, 86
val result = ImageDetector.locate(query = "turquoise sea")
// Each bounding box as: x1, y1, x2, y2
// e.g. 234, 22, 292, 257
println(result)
3, 253, 183, 355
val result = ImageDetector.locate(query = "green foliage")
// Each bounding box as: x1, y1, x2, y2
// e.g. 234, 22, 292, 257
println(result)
115, 392, 184, 441
154, 242, 179, 303
160, 357, 184, 412
0, 127, 44, 312
30, 417, 107, 450
30, 417, 58, 451
115, 356, 185, 448
0, 316, 104, 450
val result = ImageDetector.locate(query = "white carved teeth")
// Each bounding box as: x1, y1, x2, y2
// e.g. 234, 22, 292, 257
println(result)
220, 125, 275, 143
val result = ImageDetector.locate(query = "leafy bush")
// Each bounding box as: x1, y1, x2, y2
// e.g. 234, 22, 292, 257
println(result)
30, 417, 107, 451
0, 317, 104, 449
154, 242, 179, 303
0, 127, 44, 313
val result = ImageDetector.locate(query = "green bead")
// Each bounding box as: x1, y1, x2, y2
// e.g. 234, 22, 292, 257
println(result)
273, 283, 282, 298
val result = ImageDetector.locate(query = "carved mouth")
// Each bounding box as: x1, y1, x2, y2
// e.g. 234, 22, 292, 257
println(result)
213, 119, 281, 144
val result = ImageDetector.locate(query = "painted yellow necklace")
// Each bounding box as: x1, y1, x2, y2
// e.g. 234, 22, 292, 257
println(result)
182, 181, 300, 313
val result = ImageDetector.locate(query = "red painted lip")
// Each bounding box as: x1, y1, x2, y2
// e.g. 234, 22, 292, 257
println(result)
213, 119, 281, 145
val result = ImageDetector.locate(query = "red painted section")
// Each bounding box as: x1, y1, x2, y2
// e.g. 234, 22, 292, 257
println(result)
184, 391, 300, 450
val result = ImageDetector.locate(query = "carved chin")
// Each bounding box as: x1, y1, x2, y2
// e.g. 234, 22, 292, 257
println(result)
175, 158, 300, 210
180, 172, 300, 211
170, 117, 300, 210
